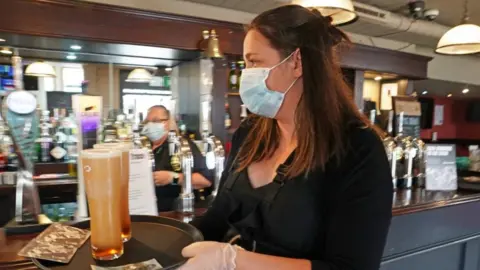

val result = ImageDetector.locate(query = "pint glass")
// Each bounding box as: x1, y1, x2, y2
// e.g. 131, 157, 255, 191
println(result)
81, 148, 123, 260
94, 142, 133, 242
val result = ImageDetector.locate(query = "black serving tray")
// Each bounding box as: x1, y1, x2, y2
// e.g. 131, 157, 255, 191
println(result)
31, 215, 203, 270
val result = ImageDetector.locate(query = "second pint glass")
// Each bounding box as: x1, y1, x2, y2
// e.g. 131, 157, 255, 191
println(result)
81, 149, 123, 260
94, 142, 133, 242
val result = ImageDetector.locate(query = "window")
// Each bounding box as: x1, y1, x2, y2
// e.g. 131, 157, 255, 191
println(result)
62, 67, 84, 93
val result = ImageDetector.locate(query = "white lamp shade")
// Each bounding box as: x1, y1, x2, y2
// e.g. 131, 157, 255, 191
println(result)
436, 24, 480, 55
126, 68, 153, 83
292, 0, 357, 25
25, 62, 56, 77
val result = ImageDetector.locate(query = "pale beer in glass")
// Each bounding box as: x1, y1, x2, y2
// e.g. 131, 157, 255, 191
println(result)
81, 149, 123, 260
93, 142, 133, 242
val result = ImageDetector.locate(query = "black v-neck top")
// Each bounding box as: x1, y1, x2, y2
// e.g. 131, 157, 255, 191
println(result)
193, 119, 393, 270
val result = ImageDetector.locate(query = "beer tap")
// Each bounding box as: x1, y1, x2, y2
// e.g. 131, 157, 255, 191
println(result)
169, 131, 194, 214
413, 138, 426, 187
4, 53, 41, 224
211, 136, 225, 197
200, 100, 225, 198
403, 139, 416, 189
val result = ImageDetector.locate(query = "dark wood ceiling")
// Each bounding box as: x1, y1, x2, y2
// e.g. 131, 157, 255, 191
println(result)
0, 32, 201, 67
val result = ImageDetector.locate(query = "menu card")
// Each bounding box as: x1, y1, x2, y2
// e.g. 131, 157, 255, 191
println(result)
425, 144, 458, 191
129, 149, 158, 215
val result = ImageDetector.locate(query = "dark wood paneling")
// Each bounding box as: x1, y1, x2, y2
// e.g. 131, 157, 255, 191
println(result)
0, 0, 244, 54
340, 44, 432, 79
0, 1, 431, 80
384, 199, 480, 258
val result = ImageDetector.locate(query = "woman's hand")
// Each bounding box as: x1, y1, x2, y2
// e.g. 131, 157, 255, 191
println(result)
179, 241, 239, 270
152, 171, 172, 186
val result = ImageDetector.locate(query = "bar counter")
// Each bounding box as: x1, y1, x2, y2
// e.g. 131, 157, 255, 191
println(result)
1, 189, 480, 269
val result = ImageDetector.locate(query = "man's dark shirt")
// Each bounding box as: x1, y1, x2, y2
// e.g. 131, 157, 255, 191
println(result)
153, 138, 214, 212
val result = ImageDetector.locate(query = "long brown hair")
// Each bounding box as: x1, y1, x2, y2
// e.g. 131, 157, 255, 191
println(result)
235, 5, 372, 177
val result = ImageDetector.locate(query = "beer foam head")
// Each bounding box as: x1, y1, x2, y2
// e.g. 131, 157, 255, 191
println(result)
93, 142, 133, 152
81, 148, 122, 159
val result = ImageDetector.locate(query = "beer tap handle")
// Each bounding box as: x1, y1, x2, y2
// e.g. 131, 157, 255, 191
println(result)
168, 130, 177, 156
211, 136, 225, 197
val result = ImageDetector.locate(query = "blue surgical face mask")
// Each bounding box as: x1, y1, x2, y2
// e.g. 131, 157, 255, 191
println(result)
141, 122, 167, 142
239, 52, 299, 118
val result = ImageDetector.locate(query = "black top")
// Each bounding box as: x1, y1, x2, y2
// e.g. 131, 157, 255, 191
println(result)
193, 120, 393, 270
153, 138, 214, 212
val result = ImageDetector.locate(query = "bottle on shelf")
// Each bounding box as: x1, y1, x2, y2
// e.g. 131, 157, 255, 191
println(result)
240, 104, 248, 122
225, 95, 232, 130
116, 114, 128, 141
102, 117, 118, 143
51, 109, 68, 162
238, 61, 245, 86
228, 62, 238, 91
37, 110, 54, 163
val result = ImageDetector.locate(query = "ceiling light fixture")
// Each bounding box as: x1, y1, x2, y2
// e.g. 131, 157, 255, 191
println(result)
126, 68, 152, 83
25, 62, 56, 77
66, 54, 77, 60
462, 88, 470, 94
292, 0, 357, 26
374, 76, 382, 81
447, 93, 453, 98
0, 38, 5, 43
0, 48, 12, 55
70, 45, 82, 50
436, 0, 480, 55
165, 67, 173, 72
422, 91, 428, 95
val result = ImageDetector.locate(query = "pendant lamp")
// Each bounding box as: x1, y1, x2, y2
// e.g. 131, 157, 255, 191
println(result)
126, 68, 152, 83
436, 0, 480, 55
25, 62, 56, 77
292, 0, 357, 26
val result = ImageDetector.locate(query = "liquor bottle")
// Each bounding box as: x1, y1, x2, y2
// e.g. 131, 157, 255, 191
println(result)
240, 104, 248, 122
51, 129, 67, 163
225, 96, 232, 130
37, 111, 54, 163
228, 62, 238, 91
51, 109, 67, 162
238, 61, 245, 88
103, 117, 118, 143
116, 114, 128, 141
64, 128, 78, 162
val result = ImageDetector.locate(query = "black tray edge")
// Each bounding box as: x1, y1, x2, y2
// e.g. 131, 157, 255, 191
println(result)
29, 215, 203, 270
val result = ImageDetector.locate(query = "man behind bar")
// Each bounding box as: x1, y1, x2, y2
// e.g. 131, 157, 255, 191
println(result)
142, 105, 213, 212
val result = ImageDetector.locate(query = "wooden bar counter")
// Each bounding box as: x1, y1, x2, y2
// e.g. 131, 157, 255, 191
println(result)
2, 189, 480, 269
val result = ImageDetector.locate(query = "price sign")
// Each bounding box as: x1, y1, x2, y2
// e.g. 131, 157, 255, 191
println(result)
425, 144, 457, 191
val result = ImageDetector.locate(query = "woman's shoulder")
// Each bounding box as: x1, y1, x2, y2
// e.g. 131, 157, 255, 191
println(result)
344, 121, 384, 151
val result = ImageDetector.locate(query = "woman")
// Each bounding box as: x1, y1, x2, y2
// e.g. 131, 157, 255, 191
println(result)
181, 5, 392, 270
142, 105, 213, 211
